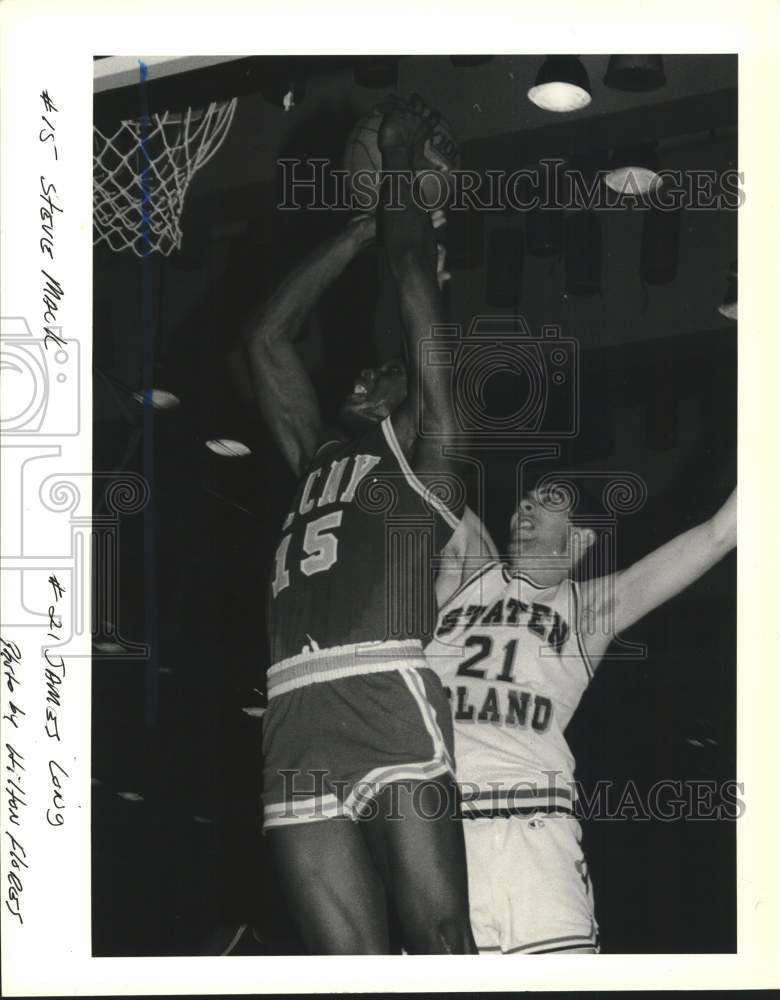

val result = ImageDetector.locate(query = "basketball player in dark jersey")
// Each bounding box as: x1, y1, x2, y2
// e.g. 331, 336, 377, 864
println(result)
243, 97, 479, 954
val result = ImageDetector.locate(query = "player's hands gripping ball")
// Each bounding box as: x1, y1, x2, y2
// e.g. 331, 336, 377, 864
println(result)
376, 93, 460, 173
342, 94, 459, 211
375, 93, 459, 217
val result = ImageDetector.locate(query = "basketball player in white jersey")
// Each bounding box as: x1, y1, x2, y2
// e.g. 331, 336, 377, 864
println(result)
428, 478, 736, 953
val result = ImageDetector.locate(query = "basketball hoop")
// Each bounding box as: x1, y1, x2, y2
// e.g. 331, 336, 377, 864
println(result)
93, 99, 238, 257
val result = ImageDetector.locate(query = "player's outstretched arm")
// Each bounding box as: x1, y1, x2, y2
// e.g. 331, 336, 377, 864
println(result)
378, 97, 455, 462
436, 505, 499, 608
583, 487, 736, 662
242, 215, 375, 476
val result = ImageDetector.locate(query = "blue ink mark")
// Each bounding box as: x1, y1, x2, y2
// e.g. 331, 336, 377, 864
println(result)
138, 58, 159, 728
138, 61, 152, 259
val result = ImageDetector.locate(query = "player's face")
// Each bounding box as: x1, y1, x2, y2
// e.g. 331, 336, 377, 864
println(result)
507, 486, 573, 559
339, 358, 408, 428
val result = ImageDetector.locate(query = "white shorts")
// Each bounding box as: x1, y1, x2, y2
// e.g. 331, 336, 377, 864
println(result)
464, 812, 599, 954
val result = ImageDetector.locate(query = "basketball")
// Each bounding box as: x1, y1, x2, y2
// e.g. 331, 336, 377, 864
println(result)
342, 101, 460, 210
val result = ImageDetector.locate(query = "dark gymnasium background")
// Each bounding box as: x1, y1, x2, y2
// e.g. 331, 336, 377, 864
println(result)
91, 55, 737, 955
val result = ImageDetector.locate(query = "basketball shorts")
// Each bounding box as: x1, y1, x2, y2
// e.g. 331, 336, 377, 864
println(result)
464, 812, 599, 954
261, 640, 455, 830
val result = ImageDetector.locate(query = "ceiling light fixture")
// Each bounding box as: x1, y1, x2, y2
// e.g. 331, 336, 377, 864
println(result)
93, 638, 129, 655
132, 387, 181, 410
205, 438, 252, 457
604, 143, 661, 197
528, 56, 591, 113
603, 55, 666, 92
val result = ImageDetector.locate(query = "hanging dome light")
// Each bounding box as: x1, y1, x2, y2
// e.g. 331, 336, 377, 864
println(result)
718, 261, 737, 319
527, 56, 591, 113
205, 438, 252, 457
604, 143, 661, 197
94, 638, 129, 655
604, 55, 666, 92
132, 387, 181, 409
94, 620, 131, 655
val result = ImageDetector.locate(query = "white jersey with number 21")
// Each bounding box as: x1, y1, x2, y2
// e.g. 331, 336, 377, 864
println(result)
426, 561, 594, 816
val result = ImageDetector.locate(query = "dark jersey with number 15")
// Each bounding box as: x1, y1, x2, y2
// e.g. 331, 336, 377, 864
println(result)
268, 416, 463, 664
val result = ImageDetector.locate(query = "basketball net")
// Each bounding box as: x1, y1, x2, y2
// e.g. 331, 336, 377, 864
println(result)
93, 99, 238, 256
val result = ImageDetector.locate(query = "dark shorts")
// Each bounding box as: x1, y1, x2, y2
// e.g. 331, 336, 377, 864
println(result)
262, 641, 455, 830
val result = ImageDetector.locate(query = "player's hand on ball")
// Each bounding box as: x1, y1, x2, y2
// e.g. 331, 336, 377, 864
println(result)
377, 93, 440, 159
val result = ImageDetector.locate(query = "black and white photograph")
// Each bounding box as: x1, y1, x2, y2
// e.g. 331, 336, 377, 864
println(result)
1, 2, 779, 995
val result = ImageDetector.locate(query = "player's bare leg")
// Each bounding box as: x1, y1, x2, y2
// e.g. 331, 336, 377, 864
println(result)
364, 778, 477, 954
266, 819, 389, 954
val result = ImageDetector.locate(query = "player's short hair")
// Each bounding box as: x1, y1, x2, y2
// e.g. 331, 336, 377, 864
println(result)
521, 466, 602, 521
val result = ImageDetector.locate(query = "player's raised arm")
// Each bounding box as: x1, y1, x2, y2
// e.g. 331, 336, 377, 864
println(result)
242, 215, 375, 476
583, 487, 736, 662
436, 505, 500, 608
377, 97, 454, 461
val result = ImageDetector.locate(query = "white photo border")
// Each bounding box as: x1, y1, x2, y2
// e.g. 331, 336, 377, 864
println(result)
1, 0, 778, 993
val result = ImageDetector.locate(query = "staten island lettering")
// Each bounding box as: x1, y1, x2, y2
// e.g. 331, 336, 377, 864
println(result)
435, 599, 571, 733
